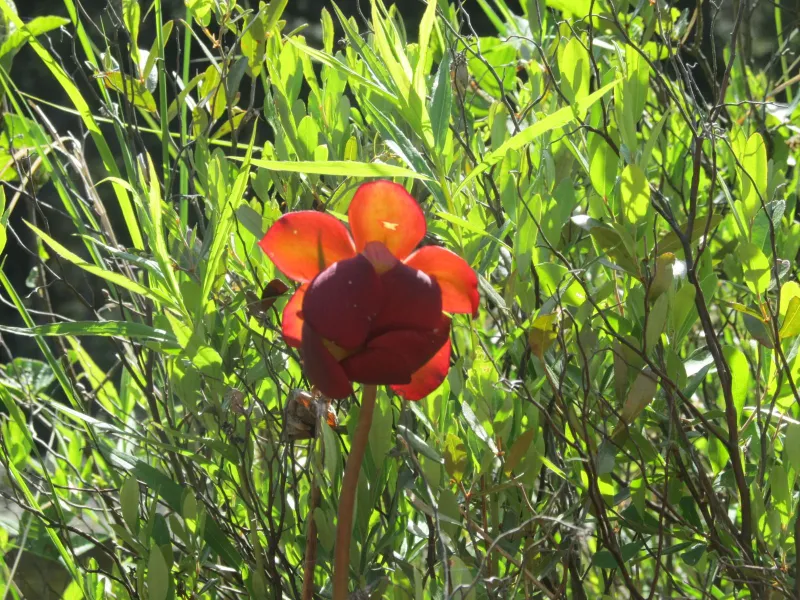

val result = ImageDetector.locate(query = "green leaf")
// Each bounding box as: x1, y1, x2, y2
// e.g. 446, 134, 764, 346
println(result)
121, 0, 140, 50
456, 79, 619, 194
592, 549, 619, 569
450, 556, 477, 600
231, 157, 428, 180
3, 357, 54, 393
742, 312, 774, 348
191, 345, 222, 377
0, 185, 6, 255
132, 461, 241, 567
413, 0, 437, 103
722, 346, 750, 421
0, 320, 178, 344
620, 164, 651, 228
573, 217, 639, 275
645, 293, 668, 350
314, 507, 335, 553
737, 242, 770, 296
639, 106, 669, 171
286, 36, 395, 100
263, 0, 288, 34
2, 418, 30, 467
589, 132, 617, 199
241, 11, 267, 77
736, 132, 768, 223
201, 145, 252, 306
558, 37, 590, 103
236, 204, 266, 240
612, 368, 657, 442
784, 424, 800, 474
466, 39, 516, 98
751, 200, 785, 253
26, 221, 178, 310
779, 296, 800, 339
430, 54, 453, 154
617, 45, 649, 152
368, 394, 393, 463
320, 420, 340, 481
320, 7, 334, 54
145, 154, 182, 306
3, 113, 49, 149
528, 313, 559, 358
182, 493, 197, 523
535, 262, 586, 306
504, 428, 534, 475
780, 281, 800, 316
669, 284, 697, 344
539, 454, 566, 479
527, 0, 544, 33
186, 0, 213, 26
461, 400, 498, 453
102, 71, 157, 112
546, 0, 592, 18
682, 543, 706, 566
444, 433, 467, 482
433, 211, 511, 249
120, 477, 140, 533
656, 213, 723, 254
770, 464, 790, 514
147, 544, 169, 600
296, 115, 320, 159
0, 15, 69, 60
397, 424, 442, 463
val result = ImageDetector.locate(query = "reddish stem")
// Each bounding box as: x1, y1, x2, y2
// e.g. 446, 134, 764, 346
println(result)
332, 384, 377, 600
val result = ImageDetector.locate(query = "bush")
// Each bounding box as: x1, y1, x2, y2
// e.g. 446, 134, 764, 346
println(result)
0, 0, 799, 598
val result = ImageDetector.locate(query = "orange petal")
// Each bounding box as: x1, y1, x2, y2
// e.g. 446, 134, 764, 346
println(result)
405, 246, 479, 316
259, 211, 356, 282
348, 181, 426, 260
391, 338, 451, 401
281, 285, 307, 348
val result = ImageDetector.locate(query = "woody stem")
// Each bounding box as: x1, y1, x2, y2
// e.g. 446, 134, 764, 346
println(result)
332, 384, 378, 600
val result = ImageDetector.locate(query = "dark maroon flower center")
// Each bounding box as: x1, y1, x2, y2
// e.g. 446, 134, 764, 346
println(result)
300, 244, 448, 385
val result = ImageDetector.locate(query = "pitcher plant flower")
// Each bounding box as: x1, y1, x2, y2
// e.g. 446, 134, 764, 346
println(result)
259, 180, 479, 401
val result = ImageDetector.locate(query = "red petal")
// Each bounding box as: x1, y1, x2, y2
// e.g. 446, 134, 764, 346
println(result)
301, 323, 353, 399
371, 263, 442, 335
281, 285, 307, 348
405, 246, 479, 317
391, 338, 451, 401
341, 317, 451, 385
259, 211, 356, 282
362, 241, 399, 275
348, 181, 426, 260
259, 279, 290, 312
339, 343, 413, 385
302, 255, 381, 350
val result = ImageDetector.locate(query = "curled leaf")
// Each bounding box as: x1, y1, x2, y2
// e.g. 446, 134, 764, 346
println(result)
612, 367, 658, 443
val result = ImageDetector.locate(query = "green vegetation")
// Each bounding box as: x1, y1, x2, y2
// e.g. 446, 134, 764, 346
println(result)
0, 0, 799, 597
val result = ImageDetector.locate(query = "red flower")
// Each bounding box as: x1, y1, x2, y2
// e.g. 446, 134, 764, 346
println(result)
259, 181, 479, 400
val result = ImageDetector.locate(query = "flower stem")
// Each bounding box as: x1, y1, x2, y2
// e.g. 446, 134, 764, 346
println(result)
332, 384, 377, 600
